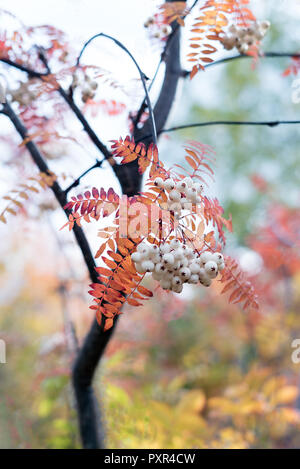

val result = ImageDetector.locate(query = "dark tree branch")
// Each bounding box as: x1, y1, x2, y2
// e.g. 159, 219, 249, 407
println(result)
132, 0, 199, 131
1, 100, 106, 448
182, 51, 300, 76
64, 159, 104, 195
138, 119, 300, 141
134, 13, 182, 146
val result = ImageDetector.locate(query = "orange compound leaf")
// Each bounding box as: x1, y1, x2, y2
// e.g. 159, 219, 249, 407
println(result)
127, 298, 143, 307
160, 2, 189, 25
95, 267, 113, 277
219, 256, 259, 311
90, 236, 150, 331
188, 0, 256, 78
111, 136, 161, 175
137, 285, 153, 298
1, 172, 57, 224
108, 251, 123, 263
102, 257, 118, 270
203, 197, 231, 245
104, 318, 114, 331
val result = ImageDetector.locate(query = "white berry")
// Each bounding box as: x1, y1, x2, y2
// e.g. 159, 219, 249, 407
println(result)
189, 274, 199, 284
141, 260, 155, 272
190, 262, 201, 274
131, 252, 142, 263
154, 177, 164, 188
205, 261, 218, 278
169, 190, 181, 202
179, 267, 191, 280
164, 178, 175, 191
200, 251, 214, 265
212, 252, 224, 265
163, 253, 175, 266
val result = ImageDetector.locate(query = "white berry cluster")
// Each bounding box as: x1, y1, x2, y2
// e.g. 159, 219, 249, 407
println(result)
131, 239, 225, 294
144, 16, 172, 40
154, 176, 203, 219
72, 72, 98, 103
221, 20, 270, 54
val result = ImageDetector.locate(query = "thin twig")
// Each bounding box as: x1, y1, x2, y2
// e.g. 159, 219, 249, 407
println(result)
64, 159, 104, 195
76, 33, 157, 146
137, 119, 300, 142
182, 51, 300, 76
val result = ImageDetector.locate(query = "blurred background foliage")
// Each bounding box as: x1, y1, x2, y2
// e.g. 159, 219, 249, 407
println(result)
1, 0, 300, 449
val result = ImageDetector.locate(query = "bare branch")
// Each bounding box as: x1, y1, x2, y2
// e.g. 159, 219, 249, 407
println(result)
64, 159, 104, 195
76, 33, 157, 145
138, 119, 300, 141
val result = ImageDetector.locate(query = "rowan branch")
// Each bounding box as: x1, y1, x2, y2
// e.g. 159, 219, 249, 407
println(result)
64, 159, 104, 195
0, 100, 107, 448
182, 51, 300, 76
136, 119, 300, 140
132, 0, 199, 131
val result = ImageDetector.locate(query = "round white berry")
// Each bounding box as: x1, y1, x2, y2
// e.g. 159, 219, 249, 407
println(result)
173, 248, 184, 260
185, 248, 194, 260
161, 25, 172, 36
170, 239, 180, 249
164, 178, 175, 191
189, 274, 199, 284
172, 276, 182, 287
254, 28, 265, 40
154, 177, 164, 189
183, 177, 193, 188
205, 261, 218, 278
169, 190, 181, 202
155, 263, 165, 273
198, 267, 206, 280
200, 276, 212, 287
190, 262, 201, 274
141, 246, 151, 258
141, 260, 155, 272
151, 254, 161, 264
176, 181, 187, 192
163, 253, 175, 266
193, 183, 204, 194
154, 177, 165, 188
200, 251, 214, 265
179, 258, 189, 269
179, 267, 191, 280
160, 243, 171, 254
137, 242, 147, 253
180, 198, 189, 209
260, 20, 270, 31
131, 252, 142, 263
173, 260, 181, 271
212, 252, 224, 265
